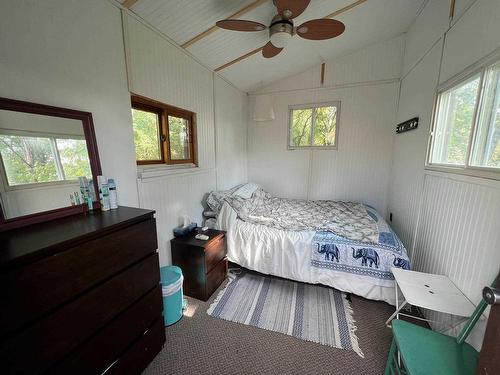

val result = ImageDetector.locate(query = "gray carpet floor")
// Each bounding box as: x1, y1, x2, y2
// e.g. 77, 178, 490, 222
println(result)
143, 275, 396, 375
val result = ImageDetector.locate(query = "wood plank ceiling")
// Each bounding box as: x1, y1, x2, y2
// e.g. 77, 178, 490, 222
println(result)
121, 0, 425, 92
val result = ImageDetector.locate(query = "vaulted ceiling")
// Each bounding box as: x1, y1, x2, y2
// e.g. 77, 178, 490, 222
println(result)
121, 0, 426, 92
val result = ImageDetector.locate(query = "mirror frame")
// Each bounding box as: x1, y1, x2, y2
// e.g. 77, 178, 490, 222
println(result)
0, 97, 102, 231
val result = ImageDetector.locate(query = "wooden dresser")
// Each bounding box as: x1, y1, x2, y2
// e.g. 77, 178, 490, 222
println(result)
171, 228, 227, 301
0, 206, 165, 374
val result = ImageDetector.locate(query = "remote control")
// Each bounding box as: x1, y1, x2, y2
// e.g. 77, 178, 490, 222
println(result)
201, 226, 209, 231
195, 234, 209, 241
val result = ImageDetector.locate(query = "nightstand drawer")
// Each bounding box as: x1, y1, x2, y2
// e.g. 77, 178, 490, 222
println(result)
205, 234, 226, 274
206, 258, 228, 298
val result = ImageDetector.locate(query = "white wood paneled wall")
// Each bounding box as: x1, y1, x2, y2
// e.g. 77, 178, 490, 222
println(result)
0, 0, 139, 207
412, 172, 500, 346
125, 15, 247, 265
214, 76, 248, 190
248, 36, 404, 215
413, 173, 500, 302
388, 0, 500, 349
388, 39, 443, 249
137, 170, 216, 265
126, 15, 216, 170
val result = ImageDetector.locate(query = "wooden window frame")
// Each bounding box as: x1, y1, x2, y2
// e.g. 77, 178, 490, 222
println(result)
131, 94, 197, 166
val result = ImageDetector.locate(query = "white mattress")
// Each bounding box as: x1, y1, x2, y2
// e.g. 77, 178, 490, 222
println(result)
217, 202, 397, 305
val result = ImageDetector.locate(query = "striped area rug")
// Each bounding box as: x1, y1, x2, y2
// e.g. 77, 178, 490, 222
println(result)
207, 271, 363, 357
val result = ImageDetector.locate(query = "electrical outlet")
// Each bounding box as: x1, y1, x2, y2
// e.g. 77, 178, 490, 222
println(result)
389, 212, 393, 222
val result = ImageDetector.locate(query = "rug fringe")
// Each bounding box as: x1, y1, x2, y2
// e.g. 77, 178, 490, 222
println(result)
206, 271, 237, 315
343, 293, 364, 358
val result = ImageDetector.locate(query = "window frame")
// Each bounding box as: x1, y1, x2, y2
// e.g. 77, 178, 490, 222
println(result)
0, 130, 90, 191
287, 101, 340, 150
426, 52, 500, 180
131, 94, 196, 166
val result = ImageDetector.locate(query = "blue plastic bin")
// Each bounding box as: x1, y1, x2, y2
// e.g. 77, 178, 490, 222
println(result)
160, 266, 184, 326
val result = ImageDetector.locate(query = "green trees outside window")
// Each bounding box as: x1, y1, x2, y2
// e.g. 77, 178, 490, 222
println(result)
429, 57, 500, 176
289, 103, 339, 149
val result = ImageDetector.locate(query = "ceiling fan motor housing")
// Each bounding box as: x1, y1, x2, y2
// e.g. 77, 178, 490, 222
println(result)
269, 15, 293, 48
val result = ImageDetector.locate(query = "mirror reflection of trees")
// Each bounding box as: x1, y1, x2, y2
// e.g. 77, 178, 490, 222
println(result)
0, 134, 91, 186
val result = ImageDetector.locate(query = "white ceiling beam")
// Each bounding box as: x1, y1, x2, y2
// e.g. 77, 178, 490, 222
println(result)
214, 46, 263, 72
324, 0, 368, 19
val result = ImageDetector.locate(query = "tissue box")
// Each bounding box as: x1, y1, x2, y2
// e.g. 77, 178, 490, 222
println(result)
173, 222, 197, 238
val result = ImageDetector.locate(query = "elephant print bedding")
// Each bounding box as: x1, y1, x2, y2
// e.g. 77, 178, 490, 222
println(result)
214, 185, 410, 303
311, 205, 410, 283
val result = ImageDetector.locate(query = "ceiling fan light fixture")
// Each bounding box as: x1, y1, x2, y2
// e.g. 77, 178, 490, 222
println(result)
269, 19, 293, 49
270, 30, 291, 48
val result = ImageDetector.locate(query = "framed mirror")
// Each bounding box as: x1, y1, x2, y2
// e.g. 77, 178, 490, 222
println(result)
0, 97, 102, 231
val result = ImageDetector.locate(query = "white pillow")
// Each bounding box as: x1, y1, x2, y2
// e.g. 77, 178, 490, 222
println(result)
233, 182, 260, 198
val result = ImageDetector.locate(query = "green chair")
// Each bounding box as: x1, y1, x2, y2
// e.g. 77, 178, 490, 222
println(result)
384, 294, 489, 375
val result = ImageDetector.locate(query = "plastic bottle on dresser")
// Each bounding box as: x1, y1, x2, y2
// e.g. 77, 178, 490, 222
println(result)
108, 178, 118, 209
97, 175, 111, 211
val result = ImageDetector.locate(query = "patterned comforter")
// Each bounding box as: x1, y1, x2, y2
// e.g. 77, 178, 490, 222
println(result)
311, 205, 410, 281
224, 189, 379, 244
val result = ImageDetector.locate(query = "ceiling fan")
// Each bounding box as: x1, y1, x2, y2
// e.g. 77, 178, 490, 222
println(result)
215, 0, 345, 58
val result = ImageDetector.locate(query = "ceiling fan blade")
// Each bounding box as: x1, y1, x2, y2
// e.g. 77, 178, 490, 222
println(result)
276, 0, 310, 19
262, 41, 283, 58
216, 19, 266, 32
296, 19, 345, 40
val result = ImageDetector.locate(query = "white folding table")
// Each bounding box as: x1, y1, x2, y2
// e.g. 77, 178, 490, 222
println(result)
385, 268, 476, 328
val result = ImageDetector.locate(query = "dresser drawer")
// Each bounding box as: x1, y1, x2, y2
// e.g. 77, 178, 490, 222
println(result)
204, 234, 226, 274
205, 258, 228, 301
106, 318, 165, 375
51, 286, 163, 375
0, 254, 160, 374
0, 218, 157, 337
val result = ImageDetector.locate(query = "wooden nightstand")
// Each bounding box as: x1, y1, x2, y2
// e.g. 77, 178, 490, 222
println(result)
170, 228, 227, 301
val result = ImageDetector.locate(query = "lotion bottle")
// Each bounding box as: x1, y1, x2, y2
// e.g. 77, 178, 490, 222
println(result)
97, 175, 110, 211
108, 178, 118, 209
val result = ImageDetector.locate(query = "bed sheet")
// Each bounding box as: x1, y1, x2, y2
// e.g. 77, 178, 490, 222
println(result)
218, 202, 409, 305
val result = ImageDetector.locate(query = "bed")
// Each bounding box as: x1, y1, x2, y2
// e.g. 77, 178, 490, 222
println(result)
206, 184, 410, 305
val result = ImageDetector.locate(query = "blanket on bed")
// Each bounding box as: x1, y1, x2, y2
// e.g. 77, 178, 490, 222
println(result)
225, 189, 379, 244
311, 205, 410, 281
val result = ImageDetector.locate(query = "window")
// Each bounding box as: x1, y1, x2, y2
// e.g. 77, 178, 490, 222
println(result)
0, 133, 91, 187
131, 95, 196, 165
428, 57, 500, 178
288, 102, 339, 149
